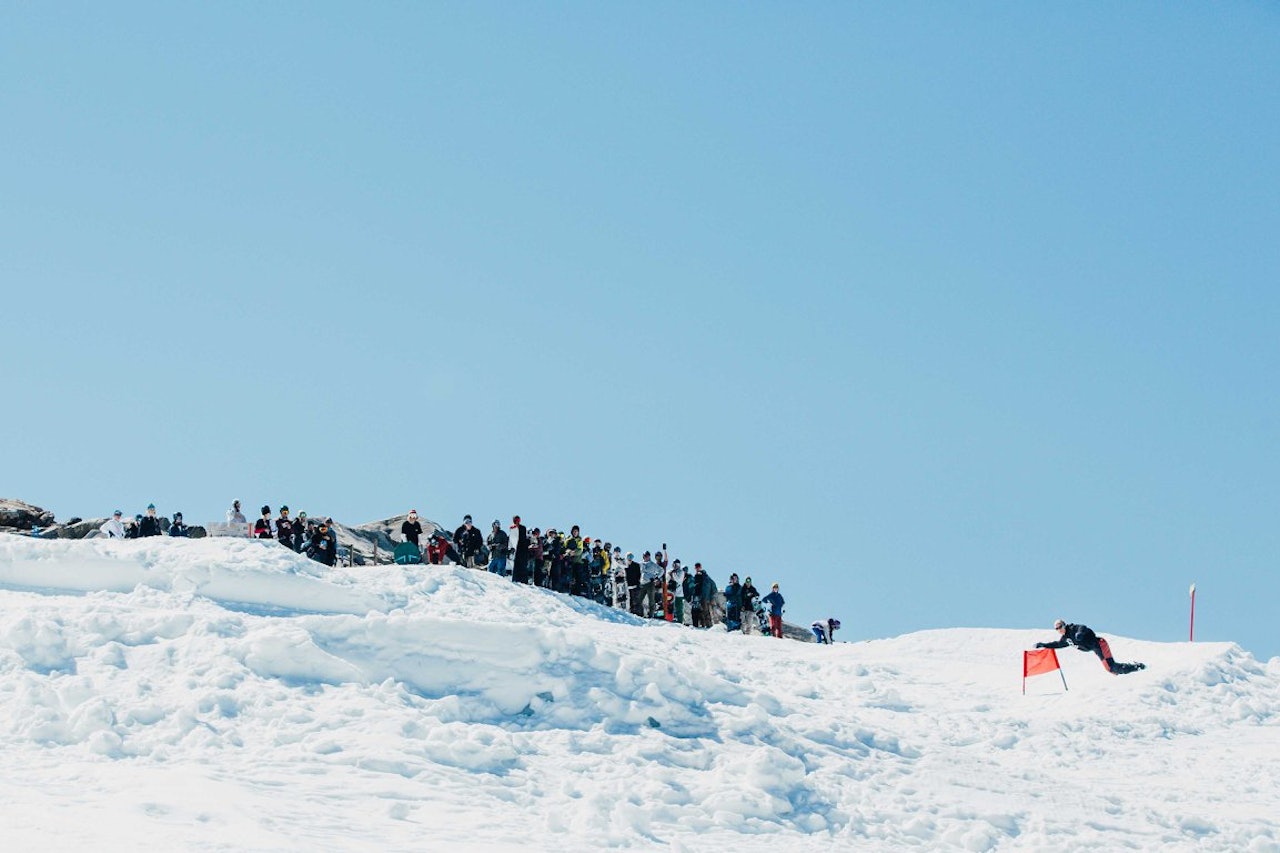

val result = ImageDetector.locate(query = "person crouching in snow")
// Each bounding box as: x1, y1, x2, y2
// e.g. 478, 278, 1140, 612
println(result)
811, 618, 841, 644
1036, 619, 1145, 675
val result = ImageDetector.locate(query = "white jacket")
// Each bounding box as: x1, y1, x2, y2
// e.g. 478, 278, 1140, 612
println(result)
99, 518, 126, 538
668, 567, 686, 599
640, 560, 664, 583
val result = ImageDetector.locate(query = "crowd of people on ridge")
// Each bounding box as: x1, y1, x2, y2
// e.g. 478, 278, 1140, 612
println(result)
98, 500, 340, 566
400, 511, 806, 638
93, 501, 841, 641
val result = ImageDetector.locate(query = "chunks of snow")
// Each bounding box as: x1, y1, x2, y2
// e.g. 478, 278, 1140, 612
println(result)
1, 532, 1278, 850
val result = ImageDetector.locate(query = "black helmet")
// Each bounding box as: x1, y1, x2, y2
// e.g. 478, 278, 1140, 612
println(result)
261, 505, 271, 515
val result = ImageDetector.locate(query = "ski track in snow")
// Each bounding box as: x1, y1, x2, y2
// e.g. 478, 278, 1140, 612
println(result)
2, 534, 1279, 852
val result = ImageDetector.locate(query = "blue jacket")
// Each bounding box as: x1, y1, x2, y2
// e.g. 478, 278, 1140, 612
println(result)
762, 590, 785, 616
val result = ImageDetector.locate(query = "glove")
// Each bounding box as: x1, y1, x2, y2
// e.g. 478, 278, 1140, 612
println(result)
1034, 643, 1046, 648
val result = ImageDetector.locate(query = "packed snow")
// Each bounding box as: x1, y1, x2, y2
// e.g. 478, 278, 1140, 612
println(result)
1, 533, 1278, 851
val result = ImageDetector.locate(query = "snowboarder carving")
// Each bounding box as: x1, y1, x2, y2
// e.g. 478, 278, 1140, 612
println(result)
1036, 619, 1145, 675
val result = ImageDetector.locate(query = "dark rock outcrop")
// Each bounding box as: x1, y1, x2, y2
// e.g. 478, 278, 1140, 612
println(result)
0, 499, 56, 531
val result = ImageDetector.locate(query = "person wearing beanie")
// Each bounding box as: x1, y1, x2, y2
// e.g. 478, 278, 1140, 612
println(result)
138, 504, 164, 538
668, 560, 687, 625
100, 510, 127, 539
168, 512, 189, 538
811, 618, 841, 644
638, 551, 663, 618
453, 515, 482, 568
625, 552, 643, 617
401, 510, 423, 548
254, 506, 274, 539
722, 573, 743, 632
294, 512, 311, 552
275, 506, 294, 546
690, 562, 718, 629
740, 577, 761, 635
487, 519, 510, 576
1036, 620, 1146, 675
761, 583, 785, 638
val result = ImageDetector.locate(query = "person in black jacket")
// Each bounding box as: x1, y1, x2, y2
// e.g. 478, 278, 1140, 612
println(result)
401, 510, 423, 549
254, 506, 274, 539
275, 506, 294, 546
624, 552, 643, 616
1037, 619, 1146, 675
168, 512, 189, 537
740, 578, 761, 635
510, 516, 530, 584
307, 521, 338, 566
453, 515, 483, 568
138, 504, 164, 537
690, 563, 717, 628
294, 512, 311, 552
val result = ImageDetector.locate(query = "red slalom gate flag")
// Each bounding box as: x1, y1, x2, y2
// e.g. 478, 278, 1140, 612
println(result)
1023, 648, 1069, 694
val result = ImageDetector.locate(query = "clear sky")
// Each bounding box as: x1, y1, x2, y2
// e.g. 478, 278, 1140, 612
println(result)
4, 3, 1278, 659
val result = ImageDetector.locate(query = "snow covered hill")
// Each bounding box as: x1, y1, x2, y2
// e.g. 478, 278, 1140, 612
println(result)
1, 533, 1278, 852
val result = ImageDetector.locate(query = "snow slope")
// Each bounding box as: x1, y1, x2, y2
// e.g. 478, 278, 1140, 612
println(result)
1, 533, 1278, 852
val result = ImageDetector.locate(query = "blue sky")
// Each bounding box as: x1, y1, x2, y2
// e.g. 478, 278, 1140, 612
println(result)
4, 3, 1278, 659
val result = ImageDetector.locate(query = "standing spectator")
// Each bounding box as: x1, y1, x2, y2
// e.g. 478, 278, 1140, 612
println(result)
740, 577, 761, 635
547, 531, 569, 592
690, 563, 717, 628
723, 574, 743, 632
126, 514, 142, 538
294, 512, 311, 552
601, 543, 613, 600
762, 583, 785, 638
655, 545, 669, 619
625, 552, 643, 616
169, 512, 190, 537
137, 504, 164, 537
510, 516, 531, 584
668, 560, 687, 625
227, 500, 246, 524
639, 551, 663, 618
487, 520, 510, 575
307, 520, 337, 566
571, 536, 591, 597
528, 528, 545, 584
276, 506, 295, 546
254, 505, 274, 539
453, 515, 482, 568
100, 510, 127, 539
563, 527, 585, 595
401, 510, 423, 548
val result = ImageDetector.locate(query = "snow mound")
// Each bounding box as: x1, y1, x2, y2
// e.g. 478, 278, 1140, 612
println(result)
2, 533, 1278, 851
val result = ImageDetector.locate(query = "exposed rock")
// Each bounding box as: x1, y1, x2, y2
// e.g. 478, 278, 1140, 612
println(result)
0, 499, 56, 531
42, 517, 109, 539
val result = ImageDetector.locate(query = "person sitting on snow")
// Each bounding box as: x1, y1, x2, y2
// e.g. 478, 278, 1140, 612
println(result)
1036, 619, 1145, 675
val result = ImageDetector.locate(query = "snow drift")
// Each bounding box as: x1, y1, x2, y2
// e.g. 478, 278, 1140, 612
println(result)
1, 533, 1278, 851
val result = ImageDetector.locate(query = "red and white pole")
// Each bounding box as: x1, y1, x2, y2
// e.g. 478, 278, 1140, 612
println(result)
1189, 583, 1197, 642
